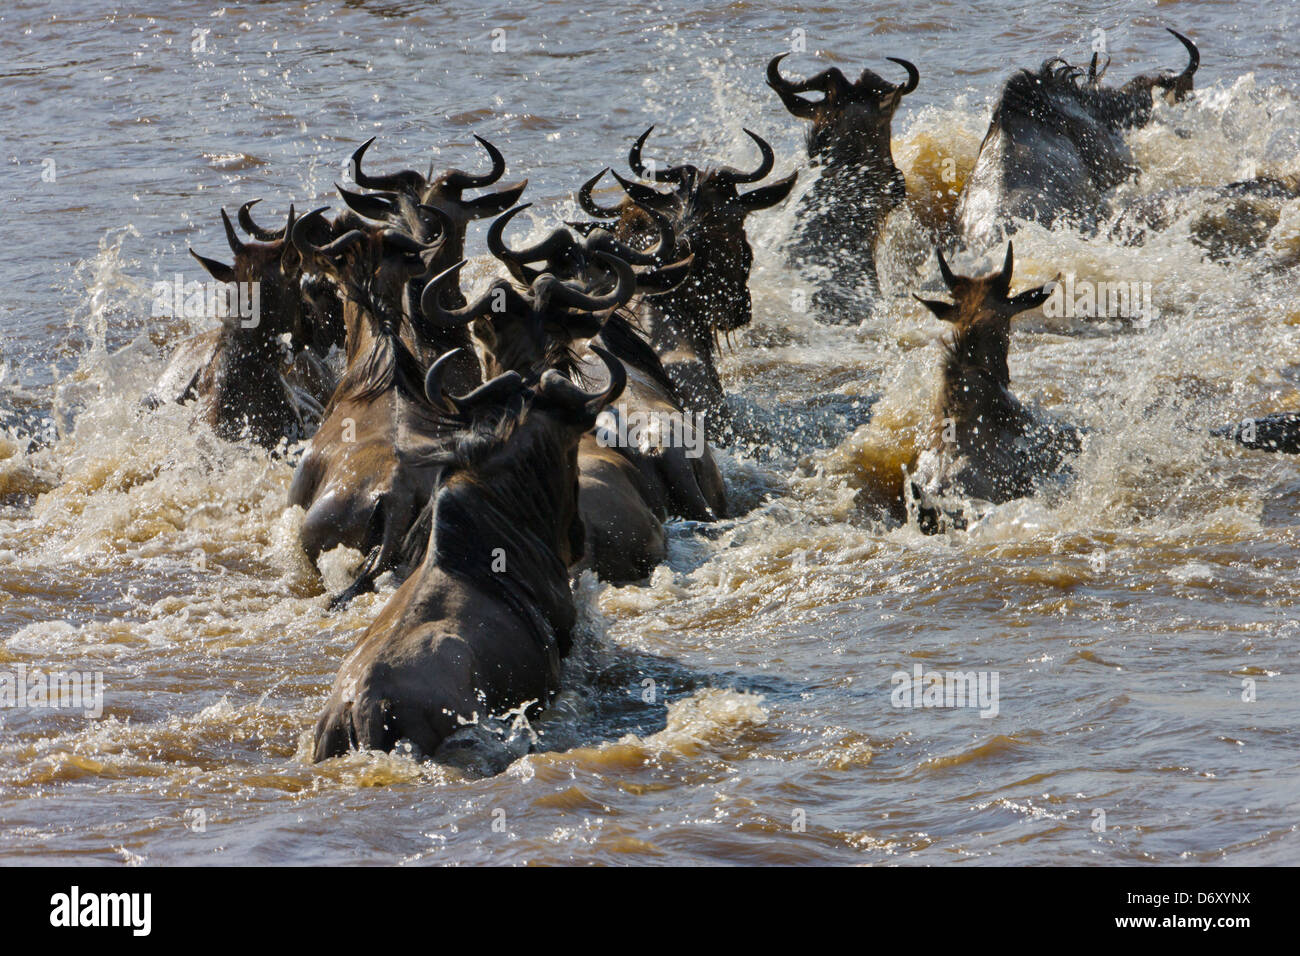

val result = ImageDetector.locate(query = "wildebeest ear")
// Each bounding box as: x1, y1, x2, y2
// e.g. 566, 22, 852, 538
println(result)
189, 249, 237, 284
734, 171, 798, 211
913, 293, 957, 323
1004, 281, 1055, 315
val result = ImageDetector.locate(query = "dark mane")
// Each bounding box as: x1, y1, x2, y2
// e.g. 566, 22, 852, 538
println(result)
324, 273, 431, 412
595, 309, 679, 396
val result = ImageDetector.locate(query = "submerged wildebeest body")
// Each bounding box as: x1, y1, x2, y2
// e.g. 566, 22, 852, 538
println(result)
909, 244, 1081, 532
766, 52, 918, 318
955, 29, 1200, 248
577, 128, 796, 437
424, 247, 680, 583
488, 203, 727, 522
311, 349, 626, 762
286, 206, 480, 605
148, 205, 342, 449
1111, 174, 1300, 262
1213, 413, 1300, 455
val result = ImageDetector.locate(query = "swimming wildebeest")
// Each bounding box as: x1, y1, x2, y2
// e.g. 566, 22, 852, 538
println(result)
345, 134, 526, 282
286, 205, 479, 606
487, 202, 727, 521
954, 29, 1199, 248
1110, 173, 1300, 262
577, 127, 797, 434
908, 243, 1080, 532
423, 248, 675, 582
1213, 413, 1300, 455
766, 51, 919, 316
311, 347, 627, 763
149, 204, 341, 448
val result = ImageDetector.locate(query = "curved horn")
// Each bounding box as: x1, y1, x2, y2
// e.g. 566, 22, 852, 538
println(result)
715, 128, 776, 186
887, 57, 919, 95
381, 228, 433, 257
487, 203, 577, 271
220, 209, 246, 257
580, 345, 627, 416
237, 199, 288, 241
1167, 28, 1199, 81
421, 261, 507, 328
610, 169, 676, 209
586, 202, 677, 265
577, 169, 624, 218
767, 54, 820, 120
292, 206, 364, 260
442, 135, 506, 192
628, 126, 682, 183
545, 252, 636, 313
335, 183, 398, 222
349, 137, 425, 193
427, 348, 523, 416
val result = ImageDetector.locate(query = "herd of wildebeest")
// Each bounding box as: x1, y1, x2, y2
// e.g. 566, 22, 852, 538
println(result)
144, 29, 1300, 762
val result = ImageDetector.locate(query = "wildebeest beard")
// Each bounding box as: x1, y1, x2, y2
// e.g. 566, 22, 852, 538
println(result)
416, 410, 582, 670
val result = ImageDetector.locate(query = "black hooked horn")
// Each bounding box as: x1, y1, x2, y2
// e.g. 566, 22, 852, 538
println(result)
935, 246, 958, 291
577, 169, 624, 218
541, 345, 627, 419
887, 57, 919, 95
349, 137, 426, 194
628, 127, 694, 185
421, 261, 513, 328
237, 199, 293, 242
714, 129, 776, 187
766, 54, 823, 120
1168, 28, 1199, 82
292, 206, 364, 261
544, 252, 636, 313
335, 183, 399, 223
426, 348, 524, 416
487, 204, 577, 274
610, 169, 676, 209
442, 135, 506, 192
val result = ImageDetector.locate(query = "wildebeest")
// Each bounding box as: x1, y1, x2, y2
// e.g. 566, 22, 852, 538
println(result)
422, 249, 675, 582
346, 134, 526, 279
1111, 173, 1300, 262
908, 243, 1080, 532
766, 52, 919, 315
954, 29, 1199, 248
1213, 413, 1300, 455
148, 204, 341, 449
311, 348, 626, 762
487, 202, 727, 521
286, 205, 478, 605
577, 127, 796, 434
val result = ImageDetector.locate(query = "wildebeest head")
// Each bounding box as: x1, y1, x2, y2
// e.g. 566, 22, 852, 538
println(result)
424, 345, 629, 568
766, 53, 918, 162
488, 201, 694, 294
292, 207, 443, 336
346, 135, 527, 263
914, 243, 1053, 387
422, 252, 637, 380
1078, 28, 1199, 129
577, 127, 796, 334
189, 204, 314, 343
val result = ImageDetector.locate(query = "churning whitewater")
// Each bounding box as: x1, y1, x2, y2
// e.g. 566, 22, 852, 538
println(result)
1, 0, 1298, 865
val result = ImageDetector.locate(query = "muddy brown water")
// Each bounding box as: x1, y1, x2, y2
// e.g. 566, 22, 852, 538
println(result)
1, 0, 1297, 864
